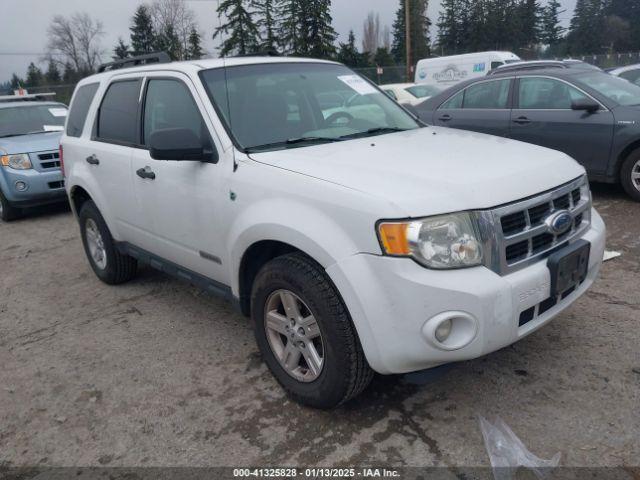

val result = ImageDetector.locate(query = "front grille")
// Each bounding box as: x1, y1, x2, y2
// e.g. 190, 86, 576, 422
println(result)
48, 181, 64, 189
487, 176, 591, 275
37, 151, 61, 170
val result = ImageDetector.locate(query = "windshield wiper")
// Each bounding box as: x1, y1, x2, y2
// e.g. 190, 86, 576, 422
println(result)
339, 127, 409, 140
245, 136, 342, 153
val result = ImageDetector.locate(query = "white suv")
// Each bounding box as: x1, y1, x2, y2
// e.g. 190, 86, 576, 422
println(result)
61, 55, 606, 408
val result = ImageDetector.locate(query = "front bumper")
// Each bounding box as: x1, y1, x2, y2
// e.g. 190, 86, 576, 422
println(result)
0, 167, 66, 207
327, 208, 606, 375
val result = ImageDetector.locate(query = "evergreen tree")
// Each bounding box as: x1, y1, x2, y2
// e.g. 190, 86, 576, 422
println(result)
391, 0, 431, 65
255, 0, 280, 52
62, 63, 76, 83
45, 59, 61, 85
517, 0, 542, 51
187, 28, 204, 60
214, 0, 260, 56
10, 74, 24, 90
568, 0, 606, 55
130, 5, 156, 55
113, 38, 131, 60
155, 25, 182, 60
436, 0, 460, 55
280, 0, 307, 55
26, 63, 44, 88
336, 31, 370, 67
307, 0, 338, 59
373, 47, 395, 66
540, 0, 566, 47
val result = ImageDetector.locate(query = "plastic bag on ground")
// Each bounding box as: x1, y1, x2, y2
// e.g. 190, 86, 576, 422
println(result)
479, 416, 561, 480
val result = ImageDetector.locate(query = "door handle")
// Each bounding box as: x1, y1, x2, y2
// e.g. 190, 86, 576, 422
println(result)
513, 116, 531, 125
438, 114, 452, 122
86, 154, 100, 165
136, 166, 156, 180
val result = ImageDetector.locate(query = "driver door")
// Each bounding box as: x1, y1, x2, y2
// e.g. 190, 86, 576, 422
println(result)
130, 73, 229, 281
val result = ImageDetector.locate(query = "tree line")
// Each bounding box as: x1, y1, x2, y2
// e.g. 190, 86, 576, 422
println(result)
3, 0, 640, 92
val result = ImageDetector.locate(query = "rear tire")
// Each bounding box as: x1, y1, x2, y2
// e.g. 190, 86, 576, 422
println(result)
0, 190, 22, 222
621, 149, 640, 202
79, 200, 137, 284
251, 252, 373, 409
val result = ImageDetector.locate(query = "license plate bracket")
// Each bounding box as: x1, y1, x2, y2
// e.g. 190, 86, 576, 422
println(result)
547, 240, 591, 297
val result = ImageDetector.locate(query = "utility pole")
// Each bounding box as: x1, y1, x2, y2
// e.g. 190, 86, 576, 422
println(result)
405, 0, 411, 82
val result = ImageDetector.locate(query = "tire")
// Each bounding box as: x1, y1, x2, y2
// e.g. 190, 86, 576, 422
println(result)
0, 189, 22, 222
621, 149, 640, 202
79, 200, 137, 284
251, 252, 373, 409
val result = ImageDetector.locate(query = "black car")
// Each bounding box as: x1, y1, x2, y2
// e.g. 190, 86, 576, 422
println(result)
412, 67, 640, 201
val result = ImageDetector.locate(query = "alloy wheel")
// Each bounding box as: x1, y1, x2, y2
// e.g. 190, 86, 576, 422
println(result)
85, 218, 107, 270
264, 289, 324, 383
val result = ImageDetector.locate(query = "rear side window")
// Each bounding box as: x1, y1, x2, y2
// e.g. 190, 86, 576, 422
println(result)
96, 80, 141, 144
440, 90, 464, 109
66, 83, 99, 138
463, 79, 511, 109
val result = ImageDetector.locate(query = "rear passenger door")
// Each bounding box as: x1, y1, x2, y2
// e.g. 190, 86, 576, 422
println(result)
434, 78, 513, 136
509, 76, 614, 174
131, 73, 227, 281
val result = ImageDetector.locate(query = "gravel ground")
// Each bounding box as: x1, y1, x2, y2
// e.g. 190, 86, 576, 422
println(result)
0, 184, 638, 470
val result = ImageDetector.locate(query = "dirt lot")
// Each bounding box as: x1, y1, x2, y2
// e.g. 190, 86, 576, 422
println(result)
0, 184, 638, 470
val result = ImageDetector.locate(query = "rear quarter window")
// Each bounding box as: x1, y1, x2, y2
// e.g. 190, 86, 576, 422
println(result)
66, 83, 99, 138
96, 80, 142, 145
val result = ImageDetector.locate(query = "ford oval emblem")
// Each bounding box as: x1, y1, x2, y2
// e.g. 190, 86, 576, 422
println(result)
545, 210, 573, 235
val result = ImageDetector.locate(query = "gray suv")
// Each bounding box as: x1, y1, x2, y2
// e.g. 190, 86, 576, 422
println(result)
412, 67, 640, 201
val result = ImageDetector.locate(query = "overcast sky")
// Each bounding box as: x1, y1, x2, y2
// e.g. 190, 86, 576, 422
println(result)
0, 0, 576, 83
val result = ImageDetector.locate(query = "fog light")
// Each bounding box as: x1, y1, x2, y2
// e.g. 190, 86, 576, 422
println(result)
15, 181, 27, 192
435, 319, 452, 342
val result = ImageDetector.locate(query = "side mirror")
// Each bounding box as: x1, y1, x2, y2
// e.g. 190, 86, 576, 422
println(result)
149, 128, 217, 163
571, 98, 600, 113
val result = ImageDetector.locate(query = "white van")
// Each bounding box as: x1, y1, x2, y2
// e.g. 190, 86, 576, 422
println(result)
415, 51, 521, 87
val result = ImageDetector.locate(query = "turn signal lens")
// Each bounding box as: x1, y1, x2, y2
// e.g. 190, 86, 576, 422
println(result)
378, 222, 410, 255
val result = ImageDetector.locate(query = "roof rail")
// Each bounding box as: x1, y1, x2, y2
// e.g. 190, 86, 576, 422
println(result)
488, 60, 568, 76
98, 52, 171, 73
0, 92, 57, 103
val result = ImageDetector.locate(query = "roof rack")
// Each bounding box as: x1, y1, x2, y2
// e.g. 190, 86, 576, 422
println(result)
98, 52, 171, 73
231, 50, 280, 58
488, 60, 569, 75
0, 92, 57, 103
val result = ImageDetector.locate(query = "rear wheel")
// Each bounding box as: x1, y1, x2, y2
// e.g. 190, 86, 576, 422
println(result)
251, 253, 373, 409
0, 190, 22, 222
621, 149, 640, 202
79, 200, 137, 284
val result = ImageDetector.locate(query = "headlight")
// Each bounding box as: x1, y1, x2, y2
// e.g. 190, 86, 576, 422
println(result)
1, 154, 32, 170
378, 212, 484, 269
579, 177, 591, 204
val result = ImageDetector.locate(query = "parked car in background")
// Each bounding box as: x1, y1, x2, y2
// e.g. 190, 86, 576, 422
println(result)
380, 83, 443, 105
62, 54, 605, 408
413, 66, 640, 201
415, 51, 521, 89
0, 93, 68, 221
609, 64, 640, 86
488, 59, 601, 76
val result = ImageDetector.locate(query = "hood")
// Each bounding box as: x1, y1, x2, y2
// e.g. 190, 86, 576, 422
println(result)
249, 127, 586, 217
0, 131, 62, 155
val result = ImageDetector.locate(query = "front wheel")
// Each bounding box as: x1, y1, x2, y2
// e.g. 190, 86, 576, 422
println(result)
0, 190, 22, 222
251, 253, 373, 409
621, 150, 640, 202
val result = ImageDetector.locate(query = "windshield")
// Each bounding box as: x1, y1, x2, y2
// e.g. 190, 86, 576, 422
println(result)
0, 104, 67, 138
577, 72, 640, 106
406, 85, 442, 99
200, 63, 420, 152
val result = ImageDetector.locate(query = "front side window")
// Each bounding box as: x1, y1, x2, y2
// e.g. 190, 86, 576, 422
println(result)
619, 69, 640, 86
518, 77, 589, 109
96, 80, 141, 144
577, 71, 640, 106
199, 63, 420, 153
0, 104, 67, 138
143, 78, 209, 146
439, 90, 464, 109
463, 79, 511, 109
406, 85, 442, 99
67, 83, 99, 138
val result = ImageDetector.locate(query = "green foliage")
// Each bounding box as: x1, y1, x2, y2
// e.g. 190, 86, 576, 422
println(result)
45, 59, 61, 84
278, 0, 337, 59
113, 38, 131, 60
155, 24, 182, 60
26, 63, 44, 88
187, 28, 204, 60
10, 74, 24, 90
392, 0, 431, 65
130, 5, 155, 55
255, 0, 280, 52
336, 30, 370, 67
373, 47, 395, 67
540, 0, 565, 47
214, 0, 260, 56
